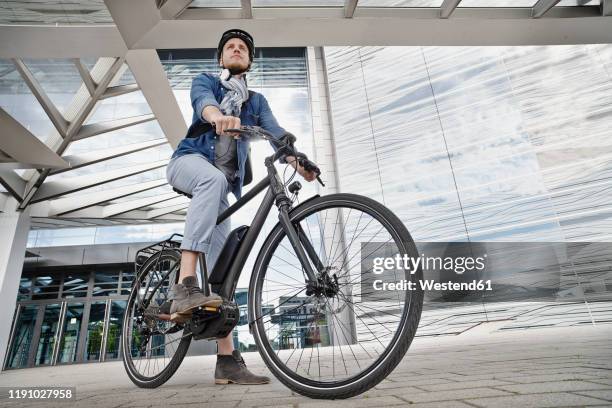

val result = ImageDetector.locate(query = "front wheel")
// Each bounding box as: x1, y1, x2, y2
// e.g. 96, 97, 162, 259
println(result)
249, 194, 424, 399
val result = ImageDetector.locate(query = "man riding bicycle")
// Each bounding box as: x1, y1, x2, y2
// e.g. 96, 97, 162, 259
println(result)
165, 29, 317, 385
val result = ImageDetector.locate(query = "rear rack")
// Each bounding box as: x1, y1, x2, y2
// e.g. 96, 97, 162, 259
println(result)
134, 233, 183, 277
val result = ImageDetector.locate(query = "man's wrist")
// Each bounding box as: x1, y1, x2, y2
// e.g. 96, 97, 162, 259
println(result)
203, 105, 224, 123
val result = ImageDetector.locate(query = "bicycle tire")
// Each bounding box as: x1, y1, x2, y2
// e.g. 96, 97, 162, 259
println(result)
248, 193, 423, 399
122, 249, 192, 388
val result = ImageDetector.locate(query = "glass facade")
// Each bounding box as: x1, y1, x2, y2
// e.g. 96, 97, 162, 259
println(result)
323, 44, 612, 327
324, 45, 612, 242
84, 301, 106, 361
35, 303, 60, 366
58, 303, 84, 364
4, 265, 132, 370
5, 305, 37, 369
105, 301, 126, 360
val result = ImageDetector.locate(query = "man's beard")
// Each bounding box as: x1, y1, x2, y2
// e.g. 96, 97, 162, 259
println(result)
224, 60, 249, 75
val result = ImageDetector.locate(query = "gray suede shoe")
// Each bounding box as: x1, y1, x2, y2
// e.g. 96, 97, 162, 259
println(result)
169, 276, 222, 321
143, 300, 173, 326
215, 350, 271, 385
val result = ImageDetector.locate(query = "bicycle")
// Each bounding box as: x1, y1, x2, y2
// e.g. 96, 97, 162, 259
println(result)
122, 126, 424, 399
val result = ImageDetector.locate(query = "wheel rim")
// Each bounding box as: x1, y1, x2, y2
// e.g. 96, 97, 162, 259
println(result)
253, 198, 421, 388
123, 252, 189, 382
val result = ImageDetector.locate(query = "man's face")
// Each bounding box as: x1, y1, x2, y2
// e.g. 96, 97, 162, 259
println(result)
220, 37, 250, 72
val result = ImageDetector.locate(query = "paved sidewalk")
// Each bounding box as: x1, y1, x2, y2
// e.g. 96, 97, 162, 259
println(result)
1, 323, 611, 408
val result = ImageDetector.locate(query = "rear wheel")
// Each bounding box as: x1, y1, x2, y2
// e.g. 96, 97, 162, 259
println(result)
122, 249, 192, 388
249, 193, 423, 399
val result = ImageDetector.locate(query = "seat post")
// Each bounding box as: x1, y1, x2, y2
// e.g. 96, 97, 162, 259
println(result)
197, 252, 211, 296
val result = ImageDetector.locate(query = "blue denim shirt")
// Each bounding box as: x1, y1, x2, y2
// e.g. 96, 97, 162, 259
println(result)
172, 73, 286, 199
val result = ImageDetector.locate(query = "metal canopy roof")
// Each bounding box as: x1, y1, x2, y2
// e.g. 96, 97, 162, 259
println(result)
0, 0, 611, 229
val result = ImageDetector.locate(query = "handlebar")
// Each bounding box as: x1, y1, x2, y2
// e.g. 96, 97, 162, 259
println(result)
226, 126, 325, 186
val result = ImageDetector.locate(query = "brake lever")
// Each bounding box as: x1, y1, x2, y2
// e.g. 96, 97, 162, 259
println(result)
225, 127, 254, 140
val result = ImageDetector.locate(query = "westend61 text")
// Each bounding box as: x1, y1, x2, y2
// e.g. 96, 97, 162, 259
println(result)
372, 279, 493, 291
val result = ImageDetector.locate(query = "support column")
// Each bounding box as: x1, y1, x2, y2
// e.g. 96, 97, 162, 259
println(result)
306, 46, 341, 196
306, 47, 357, 346
0, 197, 31, 369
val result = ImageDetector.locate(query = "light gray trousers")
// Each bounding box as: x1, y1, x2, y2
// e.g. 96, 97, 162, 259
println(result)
166, 153, 231, 271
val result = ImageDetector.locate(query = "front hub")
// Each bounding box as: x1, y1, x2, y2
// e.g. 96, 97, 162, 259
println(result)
306, 270, 340, 298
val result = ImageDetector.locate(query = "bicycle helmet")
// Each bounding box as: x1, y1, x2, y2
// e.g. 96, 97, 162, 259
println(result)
217, 28, 255, 64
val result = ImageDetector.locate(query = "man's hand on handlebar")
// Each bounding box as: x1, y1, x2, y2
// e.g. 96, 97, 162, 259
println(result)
285, 155, 317, 182
204, 107, 241, 138
225, 125, 325, 186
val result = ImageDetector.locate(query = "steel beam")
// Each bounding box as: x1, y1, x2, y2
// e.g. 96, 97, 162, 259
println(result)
30, 160, 168, 203
159, 0, 193, 19
58, 192, 177, 218
0, 108, 69, 169
532, 0, 562, 18
72, 114, 156, 141
0, 10, 609, 58
73, 59, 96, 96
241, 0, 253, 19
102, 192, 177, 217
104, 0, 161, 48
31, 217, 100, 228
126, 50, 187, 149
147, 200, 189, 219
100, 83, 140, 100
177, 5, 599, 20
440, 0, 462, 19
0, 26, 126, 59
137, 14, 612, 48
155, 213, 185, 221
344, 0, 358, 18
0, 165, 26, 201
179, 7, 344, 20
12, 59, 68, 137
50, 139, 167, 175
39, 179, 168, 216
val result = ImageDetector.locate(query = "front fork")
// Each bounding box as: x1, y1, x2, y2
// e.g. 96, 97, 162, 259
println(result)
267, 159, 323, 284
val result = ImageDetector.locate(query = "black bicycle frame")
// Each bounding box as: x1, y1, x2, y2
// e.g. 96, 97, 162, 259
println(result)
214, 157, 322, 300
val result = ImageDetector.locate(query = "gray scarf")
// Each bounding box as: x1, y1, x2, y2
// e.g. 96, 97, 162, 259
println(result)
219, 69, 249, 117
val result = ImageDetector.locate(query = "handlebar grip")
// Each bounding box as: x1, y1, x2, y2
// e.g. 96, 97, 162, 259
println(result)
281, 132, 297, 145
301, 159, 320, 176
300, 158, 325, 186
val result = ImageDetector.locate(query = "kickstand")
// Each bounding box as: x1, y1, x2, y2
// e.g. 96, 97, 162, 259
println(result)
197, 252, 211, 296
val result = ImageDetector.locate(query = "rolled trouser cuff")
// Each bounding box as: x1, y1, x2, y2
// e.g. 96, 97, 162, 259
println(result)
180, 237, 210, 254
